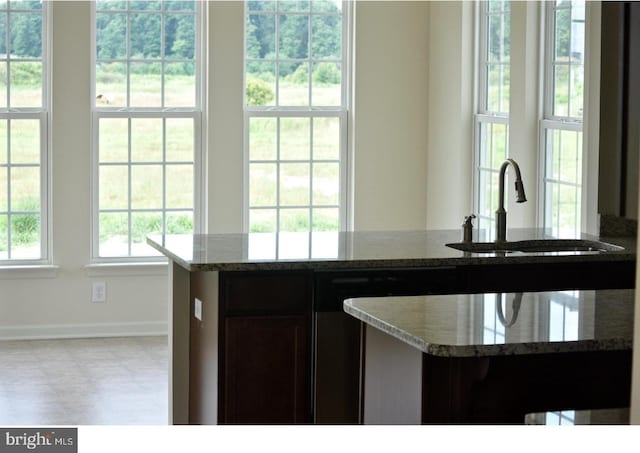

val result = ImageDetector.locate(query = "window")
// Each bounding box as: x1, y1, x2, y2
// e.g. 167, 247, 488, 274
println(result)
541, 0, 585, 238
482, 293, 506, 344
92, 0, 202, 260
476, 1, 511, 329
244, 0, 348, 236
543, 289, 580, 425
476, 1, 590, 342
0, 0, 48, 263
474, 0, 510, 241
474, 0, 588, 240
547, 290, 579, 342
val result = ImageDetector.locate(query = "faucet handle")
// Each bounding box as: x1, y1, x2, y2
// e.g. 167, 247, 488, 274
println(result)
463, 214, 476, 226
462, 214, 475, 242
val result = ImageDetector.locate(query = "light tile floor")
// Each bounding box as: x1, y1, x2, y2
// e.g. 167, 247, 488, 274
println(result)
0, 336, 168, 425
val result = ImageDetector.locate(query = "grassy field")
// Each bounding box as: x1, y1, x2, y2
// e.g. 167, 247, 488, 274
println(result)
3, 62, 586, 257
246, 77, 342, 233
2, 71, 343, 256
0, 109, 42, 258
95, 72, 343, 251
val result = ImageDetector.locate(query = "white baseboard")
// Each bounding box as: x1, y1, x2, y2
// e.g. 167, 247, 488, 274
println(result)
0, 321, 168, 340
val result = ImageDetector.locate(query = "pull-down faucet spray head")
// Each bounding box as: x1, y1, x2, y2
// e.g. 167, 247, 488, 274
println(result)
514, 178, 527, 204
496, 158, 527, 242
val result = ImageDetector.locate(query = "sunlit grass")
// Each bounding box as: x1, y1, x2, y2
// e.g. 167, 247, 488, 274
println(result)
94, 75, 197, 252
247, 75, 342, 233
3, 72, 344, 252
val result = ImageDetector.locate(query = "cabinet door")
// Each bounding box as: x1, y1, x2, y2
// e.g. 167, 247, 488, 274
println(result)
222, 316, 310, 423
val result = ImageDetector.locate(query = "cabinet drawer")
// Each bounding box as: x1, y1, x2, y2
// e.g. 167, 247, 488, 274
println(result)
221, 271, 312, 315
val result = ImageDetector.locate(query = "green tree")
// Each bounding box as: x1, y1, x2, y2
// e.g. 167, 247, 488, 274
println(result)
245, 1, 342, 78
555, 4, 571, 60
247, 8, 276, 59
488, 12, 510, 62
310, 3, 341, 59
166, 14, 195, 59
130, 13, 161, 58
96, 13, 126, 59
11, 11, 42, 58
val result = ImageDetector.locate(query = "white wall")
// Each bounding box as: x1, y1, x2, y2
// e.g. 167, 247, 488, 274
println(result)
0, 2, 168, 340
206, 1, 244, 234
583, 2, 602, 235
508, 1, 539, 229
1, 1, 439, 339
425, 1, 474, 230
351, 1, 430, 231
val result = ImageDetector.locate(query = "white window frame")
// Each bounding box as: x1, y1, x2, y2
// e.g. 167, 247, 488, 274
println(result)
539, 0, 586, 238
0, 1, 51, 265
243, 0, 351, 237
474, 0, 510, 242
90, 0, 205, 262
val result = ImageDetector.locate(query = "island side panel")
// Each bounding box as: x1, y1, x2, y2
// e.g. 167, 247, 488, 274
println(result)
169, 261, 191, 425
363, 325, 422, 424
189, 270, 220, 425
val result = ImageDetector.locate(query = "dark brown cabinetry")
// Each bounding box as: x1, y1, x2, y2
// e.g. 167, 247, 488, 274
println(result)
219, 271, 313, 424
223, 316, 309, 423
154, 231, 636, 425
188, 260, 635, 425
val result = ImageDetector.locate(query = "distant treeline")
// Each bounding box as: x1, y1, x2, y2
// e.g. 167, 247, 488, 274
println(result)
3, 0, 346, 79
246, 0, 342, 77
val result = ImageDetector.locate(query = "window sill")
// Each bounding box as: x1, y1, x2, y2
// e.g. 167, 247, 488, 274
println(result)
0, 265, 60, 279
85, 260, 169, 277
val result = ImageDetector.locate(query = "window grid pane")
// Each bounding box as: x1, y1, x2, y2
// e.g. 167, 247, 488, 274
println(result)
476, 0, 510, 242
551, 0, 584, 119
482, 294, 506, 345
543, 1, 584, 238
96, 115, 196, 258
245, 0, 346, 240
0, 0, 46, 263
95, 2, 197, 110
94, 0, 200, 259
543, 128, 582, 238
247, 115, 342, 234
245, 0, 343, 109
482, 1, 510, 115
477, 121, 508, 241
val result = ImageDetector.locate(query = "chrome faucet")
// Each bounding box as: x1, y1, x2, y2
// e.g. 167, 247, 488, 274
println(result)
496, 158, 527, 242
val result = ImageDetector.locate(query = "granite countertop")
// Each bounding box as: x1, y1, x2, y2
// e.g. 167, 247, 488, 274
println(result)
344, 289, 634, 357
147, 229, 636, 271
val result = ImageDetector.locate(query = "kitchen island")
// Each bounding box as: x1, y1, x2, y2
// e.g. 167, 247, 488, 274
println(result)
147, 229, 636, 424
344, 289, 633, 423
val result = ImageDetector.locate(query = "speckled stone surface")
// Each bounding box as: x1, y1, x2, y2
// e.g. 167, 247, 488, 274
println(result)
599, 214, 638, 237
344, 289, 634, 358
147, 229, 636, 271
524, 407, 629, 425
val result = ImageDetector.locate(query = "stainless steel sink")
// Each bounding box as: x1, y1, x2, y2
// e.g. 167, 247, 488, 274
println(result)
446, 239, 625, 254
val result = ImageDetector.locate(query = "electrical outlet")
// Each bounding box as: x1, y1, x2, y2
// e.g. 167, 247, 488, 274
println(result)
194, 298, 202, 321
92, 281, 106, 303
